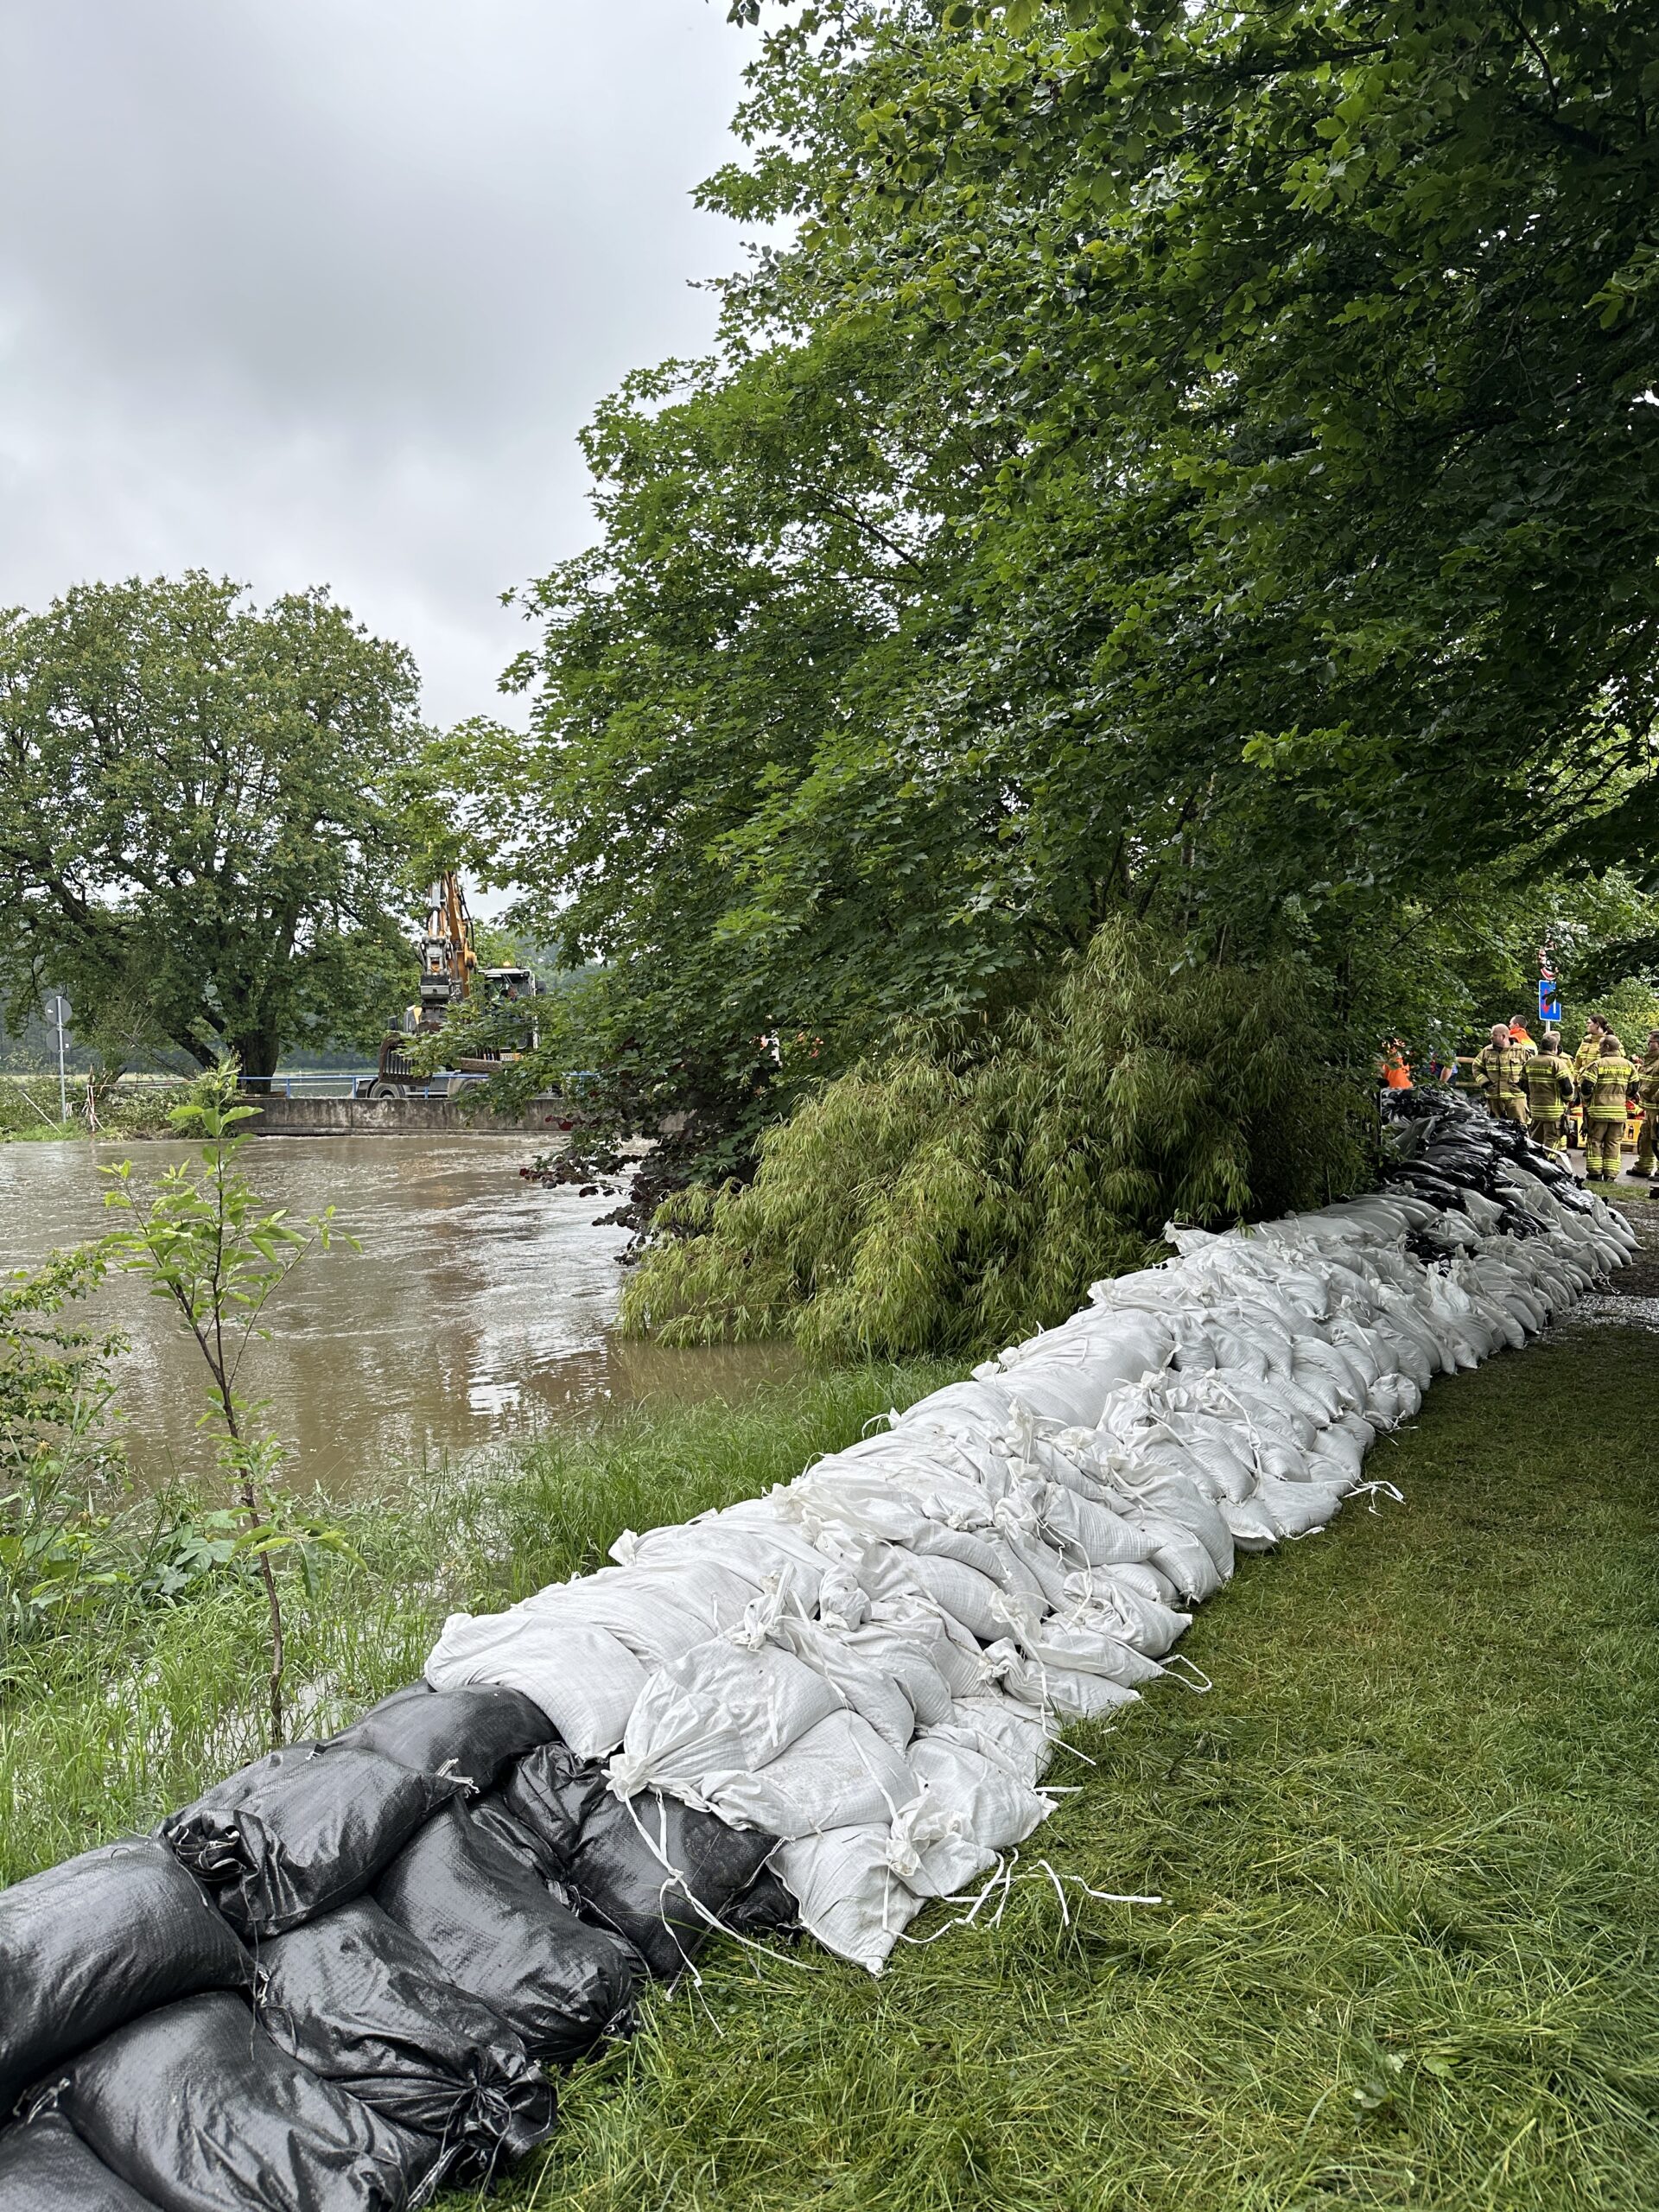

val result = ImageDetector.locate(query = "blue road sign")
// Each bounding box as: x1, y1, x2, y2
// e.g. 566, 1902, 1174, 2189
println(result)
1539, 982, 1561, 1023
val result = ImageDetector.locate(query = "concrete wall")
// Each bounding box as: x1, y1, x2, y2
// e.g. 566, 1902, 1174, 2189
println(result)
241, 1095, 570, 1139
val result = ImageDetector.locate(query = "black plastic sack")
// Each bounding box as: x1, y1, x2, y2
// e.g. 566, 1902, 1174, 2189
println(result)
257, 1897, 556, 2188
0, 2113, 162, 2210
467, 1793, 560, 1880
330, 1682, 554, 1795
504, 1744, 779, 1979
45, 1992, 423, 2212
718, 1865, 800, 1939
0, 1839, 251, 2113
161, 1742, 461, 1940
376, 1800, 640, 2063
498, 1741, 596, 1868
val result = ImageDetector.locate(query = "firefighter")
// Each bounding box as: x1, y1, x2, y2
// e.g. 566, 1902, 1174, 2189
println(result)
1471, 1022, 1531, 1124
1507, 1016, 1538, 1058
1522, 1032, 1575, 1155
1571, 1015, 1611, 1148
1632, 1027, 1659, 1179
1582, 1033, 1637, 1185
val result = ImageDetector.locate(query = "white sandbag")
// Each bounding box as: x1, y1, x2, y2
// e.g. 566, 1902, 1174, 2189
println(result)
985, 1503, 1072, 1609
883, 1791, 998, 1900
786, 1463, 1038, 1605
1242, 1472, 1345, 1541
610, 1516, 824, 1612
1107, 1464, 1235, 1580
932, 1694, 1056, 1785
521, 1560, 756, 1668
426, 1608, 646, 1758
702, 1709, 918, 1838
828, 1437, 996, 1529
769, 1617, 921, 1750
1059, 1562, 1192, 1656
856, 1542, 1010, 1643
1007, 1611, 1165, 1688
1142, 1407, 1257, 1503
811, 1618, 958, 1727
996, 1362, 1117, 1429
1032, 1480, 1160, 1567
895, 1734, 1052, 1887
1220, 1492, 1292, 1550
772, 1825, 925, 1973
609, 1639, 841, 1803
897, 1377, 1020, 1444
865, 1594, 989, 1698
998, 1649, 1142, 1722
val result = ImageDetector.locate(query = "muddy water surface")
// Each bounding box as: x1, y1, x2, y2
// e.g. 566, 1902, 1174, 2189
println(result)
0, 1136, 797, 1494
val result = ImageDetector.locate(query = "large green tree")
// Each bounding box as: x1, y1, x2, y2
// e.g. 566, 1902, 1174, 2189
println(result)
0, 574, 423, 1080
442, 0, 1659, 1169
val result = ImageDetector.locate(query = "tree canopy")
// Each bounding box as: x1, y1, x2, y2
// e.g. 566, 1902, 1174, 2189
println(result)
441, 0, 1658, 1161
0, 573, 423, 1080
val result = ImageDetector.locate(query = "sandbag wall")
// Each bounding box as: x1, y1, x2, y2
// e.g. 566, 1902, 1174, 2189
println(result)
0, 1090, 1634, 2209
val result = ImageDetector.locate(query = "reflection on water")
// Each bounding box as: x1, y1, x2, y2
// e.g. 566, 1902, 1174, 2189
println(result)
0, 1136, 798, 1495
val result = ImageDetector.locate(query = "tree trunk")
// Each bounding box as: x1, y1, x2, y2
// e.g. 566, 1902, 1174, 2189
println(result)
227, 1028, 283, 1084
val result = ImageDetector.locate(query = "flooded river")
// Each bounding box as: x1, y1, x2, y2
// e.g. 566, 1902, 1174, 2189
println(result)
0, 1136, 796, 1495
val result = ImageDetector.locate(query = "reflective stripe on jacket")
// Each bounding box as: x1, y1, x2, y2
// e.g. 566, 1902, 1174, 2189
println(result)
1523, 1055, 1574, 1113
1583, 1057, 1636, 1121
1472, 1043, 1530, 1100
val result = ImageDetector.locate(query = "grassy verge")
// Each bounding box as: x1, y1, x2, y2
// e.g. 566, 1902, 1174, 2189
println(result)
5, 1263, 1657, 2209
0, 1073, 184, 1142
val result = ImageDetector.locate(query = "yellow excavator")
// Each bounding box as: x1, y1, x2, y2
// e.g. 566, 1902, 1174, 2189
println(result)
369, 874, 538, 1098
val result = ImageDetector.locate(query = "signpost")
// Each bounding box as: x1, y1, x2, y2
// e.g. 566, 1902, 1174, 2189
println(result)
1538, 948, 1560, 1029
50, 995, 70, 1122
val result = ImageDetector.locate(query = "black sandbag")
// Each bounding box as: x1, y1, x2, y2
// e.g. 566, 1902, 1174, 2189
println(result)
161, 1741, 461, 1940
257, 1897, 556, 2187
503, 1744, 779, 1979
719, 1865, 800, 1939
47, 1992, 422, 2212
467, 1792, 562, 1880
0, 2113, 162, 2210
498, 1740, 597, 1869
376, 1800, 640, 2063
330, 1682, 555, 1795
0, 1839, 252, 2113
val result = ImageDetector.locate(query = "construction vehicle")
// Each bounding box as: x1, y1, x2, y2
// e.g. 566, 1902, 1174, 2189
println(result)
369, 874, 538, 1098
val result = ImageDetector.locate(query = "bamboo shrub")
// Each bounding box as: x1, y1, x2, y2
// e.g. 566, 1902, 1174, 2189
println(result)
621, 923, 1375, 1359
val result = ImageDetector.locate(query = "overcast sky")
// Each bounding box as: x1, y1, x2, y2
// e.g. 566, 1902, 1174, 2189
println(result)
0, 0, 757, 728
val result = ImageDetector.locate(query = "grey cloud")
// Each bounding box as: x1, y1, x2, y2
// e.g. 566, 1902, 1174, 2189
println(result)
0, 0, 753, 723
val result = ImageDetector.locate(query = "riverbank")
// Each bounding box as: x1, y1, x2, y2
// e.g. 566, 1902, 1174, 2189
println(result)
4, 1210, 1656, 2210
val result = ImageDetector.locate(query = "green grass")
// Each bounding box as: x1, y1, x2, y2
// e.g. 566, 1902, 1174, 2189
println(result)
4, 1293, 1657, 2209
0, 1072, 182, 1141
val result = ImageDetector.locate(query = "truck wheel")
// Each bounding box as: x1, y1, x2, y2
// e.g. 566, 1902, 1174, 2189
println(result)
366, 1080, 404, 1101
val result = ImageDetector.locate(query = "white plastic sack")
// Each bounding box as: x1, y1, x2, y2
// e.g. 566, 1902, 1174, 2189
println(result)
610, 1638, 841, 1803
772, 1825, 925, 1974
702, 1709, 918, 1839
426, 1608, 646, 1758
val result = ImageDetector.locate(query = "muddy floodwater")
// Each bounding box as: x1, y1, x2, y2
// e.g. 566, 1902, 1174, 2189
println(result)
0, 1135, 798, 1495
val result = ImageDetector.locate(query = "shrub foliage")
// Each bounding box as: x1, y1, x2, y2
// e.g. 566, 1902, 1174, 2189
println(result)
621, 925, 1373, 1358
